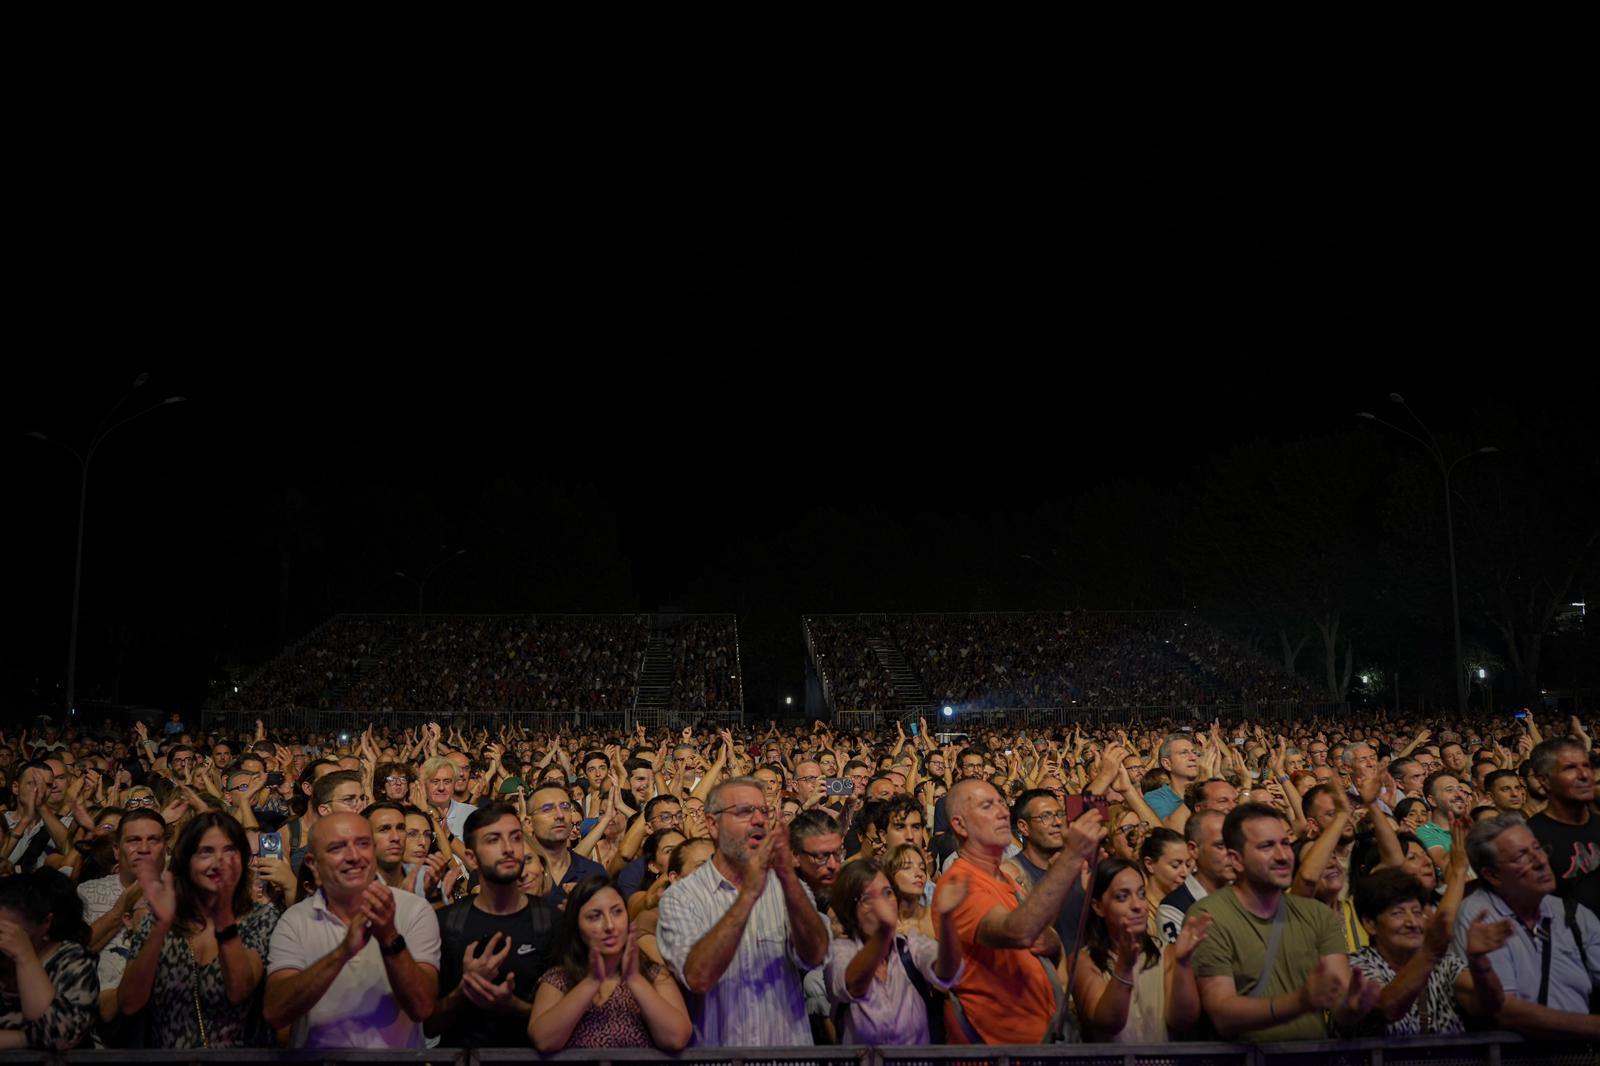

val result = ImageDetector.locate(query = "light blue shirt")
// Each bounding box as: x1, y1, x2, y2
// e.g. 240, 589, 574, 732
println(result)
1145, 784, 1182, 819
1453, 888, 1600, 1016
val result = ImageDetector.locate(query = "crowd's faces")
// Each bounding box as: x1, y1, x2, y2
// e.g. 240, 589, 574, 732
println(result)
1346, 746, 1379, 778
1398, 840, 1437, 893
403, 813, 435, 865
1394, 761, 1427, 797
516, 850, 547, 897
819, 753, 838, 777
957, 754, 987, 782
527, 788, 574, 851
1538, 747, 1596, 805
320, 781, 370, 817
123, 786, 157, 811
368, 808, 408, 871
383, 771, 411, 802
94, 811, 122, 840
1145, 841, 1190, 898
1109, 812, 1146, 862
854, 872, 899, 939
1483, 825, 1557, 900
781, 799, 800, 822
846, 765, 871, 798
467, 814, 527, 886
950, 782, 1013, 853
672, 746, 702, 776
754, 767, 783, 806
1488, 775, 1526, 813
1019, 796, 1067, 854
117, 818, 168, 879
1092, 866, 1149, 940
1440, 744, 1468, 774
794, 830, 845, 891
1122, 755, 1146, 784
1427, 775, 1470, 818
190, 826, 242, 896
426, 764, 457, 811
885, 808, 926, 852
169, 749, 195, 778
1191, 817, 1236, 886
628, 765, 655, 799
1162, 739, 1199, 782
1363, 897, 1428, 956
211, 744, 235, 770
1312, 766, 1339, 788
793, 762, 823, 805
648, 800, 684, 832
312, 814, 377, 899
584, 757, 610, 791
649, 832, 685, 877
866, 778, 896, 802
708, 784, 769, 867
1308, 790, 1356, 841
1232, 815, 1295, 892
1308, 742, 1330, 766
892, 850, 928, 901
578, 886, 631, 958
1198, 780, 1239, 814
926, 753, 946, 777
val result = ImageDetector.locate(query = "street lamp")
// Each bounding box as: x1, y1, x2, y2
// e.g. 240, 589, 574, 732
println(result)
394, 548, 468, 615
1357, 394, 1497, 717
27, 374, 186, 714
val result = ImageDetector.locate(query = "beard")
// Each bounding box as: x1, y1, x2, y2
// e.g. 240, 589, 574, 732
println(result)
478, 857, 524, 886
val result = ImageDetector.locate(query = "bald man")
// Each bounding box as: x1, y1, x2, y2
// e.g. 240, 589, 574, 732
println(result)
264, 812, 441, 1048
940, 778, 1105, 1044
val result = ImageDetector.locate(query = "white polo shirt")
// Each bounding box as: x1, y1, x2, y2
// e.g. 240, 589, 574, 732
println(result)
267, 884, 442, 1049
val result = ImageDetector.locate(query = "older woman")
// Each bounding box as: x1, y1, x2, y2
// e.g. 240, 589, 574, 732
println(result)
528, 875, 691, 1051
115, 812, 279, 1047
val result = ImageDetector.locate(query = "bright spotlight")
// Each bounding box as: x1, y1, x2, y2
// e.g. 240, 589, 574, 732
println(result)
941, 705, 954, 718
1477, 668, 1487, 679
1360, 674, 1370, 685
784, 696, 793, 705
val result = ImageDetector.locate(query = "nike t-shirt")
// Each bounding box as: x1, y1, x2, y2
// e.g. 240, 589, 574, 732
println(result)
434, 896, 557, 1046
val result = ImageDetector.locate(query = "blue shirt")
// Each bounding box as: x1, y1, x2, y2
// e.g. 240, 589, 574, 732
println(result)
1454, 887, 1600, 1015
540, 851, 606, 910
1145, 784, 1182, 819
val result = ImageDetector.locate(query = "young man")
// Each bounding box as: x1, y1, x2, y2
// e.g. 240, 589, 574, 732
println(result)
264, 812, 441, 1048
1416, 772, 1470, 869
1000, 788, 1085, 957
1188, 802, 1378, 1042
1159, 809, 1235, 945
1524, 738, 1600, 917
523, 784, 605, 909
427, 802, 556, 1047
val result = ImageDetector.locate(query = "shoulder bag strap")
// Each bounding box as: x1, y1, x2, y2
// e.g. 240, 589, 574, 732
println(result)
1249, 896, 1289, 997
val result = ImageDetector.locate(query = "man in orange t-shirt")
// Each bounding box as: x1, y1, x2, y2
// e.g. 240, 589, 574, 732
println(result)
941, 778, 1106, 1044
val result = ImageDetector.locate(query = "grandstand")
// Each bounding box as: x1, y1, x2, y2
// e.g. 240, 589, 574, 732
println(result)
213, 612, 743, 730
805, 610, 1323, 724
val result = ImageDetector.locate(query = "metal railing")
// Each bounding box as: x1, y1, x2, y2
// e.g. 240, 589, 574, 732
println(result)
8, 1033, 1590, 1066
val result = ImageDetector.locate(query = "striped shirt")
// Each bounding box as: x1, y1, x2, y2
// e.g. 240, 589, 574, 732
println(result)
656, 858, 814, 1047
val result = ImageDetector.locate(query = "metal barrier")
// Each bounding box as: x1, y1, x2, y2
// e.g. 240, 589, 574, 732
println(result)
6, 1034, 1589, 1066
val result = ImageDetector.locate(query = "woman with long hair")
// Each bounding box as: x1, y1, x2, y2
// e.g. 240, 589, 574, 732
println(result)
0, 869, 96, 1050
885, 844, 937, 939
1070, 857, 1210, 1043
115, 812, 278, 1047
1138, 828, 1189, 940
528, 875, 690, 1051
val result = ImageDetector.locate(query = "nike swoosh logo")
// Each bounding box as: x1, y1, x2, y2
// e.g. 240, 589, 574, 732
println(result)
516, 944, 535, 955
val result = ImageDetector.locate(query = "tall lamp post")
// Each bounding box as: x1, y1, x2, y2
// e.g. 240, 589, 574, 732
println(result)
395, 548, 468, 616
1357, 394, 1497, 718
27, 374, 186, 715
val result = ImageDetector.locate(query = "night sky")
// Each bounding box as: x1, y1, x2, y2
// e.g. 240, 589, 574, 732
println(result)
9, 121, 1594, 723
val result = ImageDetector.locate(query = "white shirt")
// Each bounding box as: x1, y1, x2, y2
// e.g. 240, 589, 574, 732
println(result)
267, 884, 442, 1048
657, 859, 815, 1047
444, 800, 474, 843
77, 873, 129, 926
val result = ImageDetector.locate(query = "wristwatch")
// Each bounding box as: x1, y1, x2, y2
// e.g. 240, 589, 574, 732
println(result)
215, 924, 240, 943
379, 934, 408, 957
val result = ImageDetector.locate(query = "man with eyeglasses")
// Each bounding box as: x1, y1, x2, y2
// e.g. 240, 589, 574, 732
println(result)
657, 776, 829, 1046
1000, 788, 1085, 959
932, 748, 990, 836
313, 771, 371, 819
1452, 813, 1600, 1039
792, 759, 826, 811
523, 784, 605, 909
616, 796, 685, 902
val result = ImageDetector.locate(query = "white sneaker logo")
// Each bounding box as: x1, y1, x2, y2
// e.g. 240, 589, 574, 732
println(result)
516, 944, 535, 955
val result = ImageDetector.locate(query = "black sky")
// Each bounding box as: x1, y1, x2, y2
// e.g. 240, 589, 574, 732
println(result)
8, 120, 1593, 720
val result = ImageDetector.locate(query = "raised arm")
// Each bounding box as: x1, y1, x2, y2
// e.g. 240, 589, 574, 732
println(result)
975, 810, 1105, 950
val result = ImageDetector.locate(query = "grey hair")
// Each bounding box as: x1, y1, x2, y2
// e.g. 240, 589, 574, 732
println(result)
1158, 734, 1192, 764
1528, 737, 1585, 779
1340, 744, 1372, 767
705, 776, 768, 815
1467, 812, 1527, 873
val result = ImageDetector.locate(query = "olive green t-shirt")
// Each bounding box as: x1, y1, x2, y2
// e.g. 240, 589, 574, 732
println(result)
1187, 887, 1346, 1043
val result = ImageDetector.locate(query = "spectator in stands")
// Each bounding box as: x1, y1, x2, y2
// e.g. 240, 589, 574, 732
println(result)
1484, 769, 1526, 815
1145, 735, 1199, 820
1001, 788, 1085, 953
1189, 802, 1378, 1042
657, 777, 828, 1046
115, 812, 278, 1047
377, 762, 414, 804
1157, 809, 1234, 945
1140, 828, 1190, 941
1417, 772, 1469, 870
616, 796, 684, 902
1524, 738, 1600, 918
429, 803, 555, 1047
825, 858, 963, 1045
524, 785, 606, 910
421, 756, 473, 845
528, 874, 691, 1051
1453, 813, 1600, 1040
941, 777, 1104, 1043
264, 812, 441, 1048
790, 809, 845, 910
0, 870, 96, 1051
1390, 757, 1426, 799
1072, 856, 1209, 1042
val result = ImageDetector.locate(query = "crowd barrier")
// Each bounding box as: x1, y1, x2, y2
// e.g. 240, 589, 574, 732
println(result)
3, 1034, 1592, 1066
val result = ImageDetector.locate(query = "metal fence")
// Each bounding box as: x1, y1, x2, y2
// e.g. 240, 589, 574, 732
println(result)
829, 702, 1338, 732
5, 1033, 1590, 1066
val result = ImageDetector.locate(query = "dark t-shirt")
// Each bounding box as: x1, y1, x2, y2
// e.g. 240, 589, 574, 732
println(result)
540, 852, 608, 910
435, 896, 557, 1046
1528, 812, 1600, 917
616, 855, 649, 902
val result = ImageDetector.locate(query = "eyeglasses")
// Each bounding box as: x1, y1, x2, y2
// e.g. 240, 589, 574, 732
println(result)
800, 847, 846, 864
856, 885, 896, 905
796, 774, 822, 784
535, 801, 574, 815
710, 803, 765, 821
332, 794, 369, 807
1117, 824, 1146, 838
385, 775, 410, 785
1026, 810, 1067, 824
124, 797, 156, 809
651, 811, 685, 825
405, 829, 436, 841
1497, 842, 1547, 873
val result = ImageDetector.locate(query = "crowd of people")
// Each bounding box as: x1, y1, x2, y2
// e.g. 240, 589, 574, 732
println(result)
224, 615, 744, 719
0, 705, 1596, 1052
810, 612, 1316, 712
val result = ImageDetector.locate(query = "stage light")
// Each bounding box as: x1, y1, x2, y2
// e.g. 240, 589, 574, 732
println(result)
942, 705, 954, 718
1477, 668, 1486, 679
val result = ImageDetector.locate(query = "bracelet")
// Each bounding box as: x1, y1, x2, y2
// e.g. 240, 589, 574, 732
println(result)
1110, 970, 1135, 987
